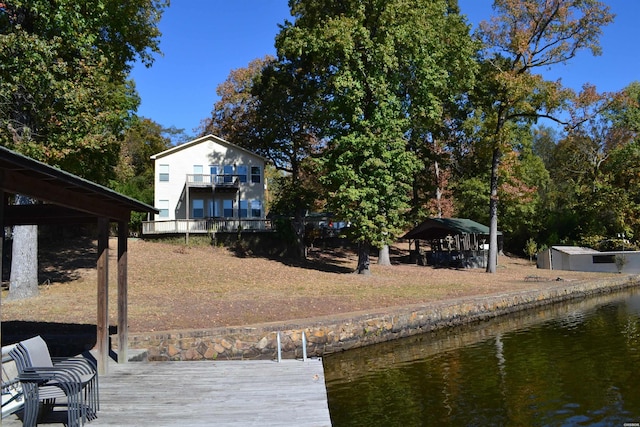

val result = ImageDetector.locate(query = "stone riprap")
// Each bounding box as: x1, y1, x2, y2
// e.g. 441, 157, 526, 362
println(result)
123, 275, 640, 361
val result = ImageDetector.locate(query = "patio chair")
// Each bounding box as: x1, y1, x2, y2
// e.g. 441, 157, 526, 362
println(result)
2, 344, 24, 419
9, 336, 99, 427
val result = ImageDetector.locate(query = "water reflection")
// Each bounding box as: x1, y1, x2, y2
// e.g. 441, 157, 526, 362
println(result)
324, 288, 640, 426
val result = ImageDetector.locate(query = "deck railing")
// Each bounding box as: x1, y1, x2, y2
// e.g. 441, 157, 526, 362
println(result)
142, 218, 273, 235
186, 174, 240, 189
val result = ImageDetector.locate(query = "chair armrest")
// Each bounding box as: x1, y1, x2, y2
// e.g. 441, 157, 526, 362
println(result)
19, 367, 83, 389
51, 358, 97, 376
18, 368, 84, 399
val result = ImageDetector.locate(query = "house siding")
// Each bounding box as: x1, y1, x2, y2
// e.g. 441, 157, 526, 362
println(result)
151, 135, 267, 222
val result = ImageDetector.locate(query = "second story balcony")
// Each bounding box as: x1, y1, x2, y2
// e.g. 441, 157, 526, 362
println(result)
186, 174, 240, 192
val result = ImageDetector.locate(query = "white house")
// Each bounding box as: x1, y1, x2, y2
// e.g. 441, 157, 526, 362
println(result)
143, 134, 269, 235
537, 245, 640, 273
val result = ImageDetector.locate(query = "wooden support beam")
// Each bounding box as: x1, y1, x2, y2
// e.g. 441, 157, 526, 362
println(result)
117, 221, 128, 364
3, 204, 96, 225
1, 169, 131, 221
97, 217, 110, 375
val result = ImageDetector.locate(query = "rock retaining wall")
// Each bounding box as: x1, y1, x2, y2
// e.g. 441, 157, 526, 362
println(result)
123, 275, 640, 361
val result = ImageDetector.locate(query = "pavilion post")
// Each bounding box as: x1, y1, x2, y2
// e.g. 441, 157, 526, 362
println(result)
97, 217, 110, 375
117, 221, 128, 363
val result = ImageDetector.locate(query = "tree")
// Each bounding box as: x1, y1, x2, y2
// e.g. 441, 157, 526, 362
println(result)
524, 237, 537, 262
405, 1, 479, 224
0, 0, 167, 299
201, 55, 326, 258
111, 117, 173, 234
199, 56, 274, 144
0, 0, 166, 176
473, 0, 614, 272
277, 0, 477, 274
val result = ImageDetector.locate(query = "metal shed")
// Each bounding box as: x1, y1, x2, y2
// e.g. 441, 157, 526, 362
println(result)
537, 245, 640, 273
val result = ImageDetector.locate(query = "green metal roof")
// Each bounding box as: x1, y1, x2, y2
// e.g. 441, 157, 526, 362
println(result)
402, 218, 499, 240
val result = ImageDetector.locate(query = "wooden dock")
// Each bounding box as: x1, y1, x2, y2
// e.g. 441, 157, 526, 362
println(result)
3, 358, 332, 426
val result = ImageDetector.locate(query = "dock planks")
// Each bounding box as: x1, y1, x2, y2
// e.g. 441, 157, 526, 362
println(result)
3, 358, 332, 426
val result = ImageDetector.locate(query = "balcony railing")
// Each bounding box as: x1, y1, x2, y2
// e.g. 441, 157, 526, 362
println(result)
142, 218, 273, 235
186, 174, 241, 190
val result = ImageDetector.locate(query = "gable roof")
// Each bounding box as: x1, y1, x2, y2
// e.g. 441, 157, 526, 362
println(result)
150, 134, 269, 162
402, 218, 500, 240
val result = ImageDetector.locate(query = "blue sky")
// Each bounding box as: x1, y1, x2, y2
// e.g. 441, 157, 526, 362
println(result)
130, 1, 640, 138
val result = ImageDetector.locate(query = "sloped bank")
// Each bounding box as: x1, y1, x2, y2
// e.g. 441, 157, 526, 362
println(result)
124, 275, 640, 361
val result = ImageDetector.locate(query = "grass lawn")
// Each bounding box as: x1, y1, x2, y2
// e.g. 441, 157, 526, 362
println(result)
1, 238, 615, 333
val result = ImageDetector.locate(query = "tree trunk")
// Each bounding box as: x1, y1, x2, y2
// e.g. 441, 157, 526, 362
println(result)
292, 208, 307, 260
377, 244, 391, 266
486, 147, 501, 273
433, 159, 443, 218
8, 196, 39, 299
355, 241, 371, 275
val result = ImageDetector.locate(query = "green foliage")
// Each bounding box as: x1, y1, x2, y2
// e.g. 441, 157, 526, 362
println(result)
523, 238, 538, 262
453, 177, 490, 224
0, 0, 167, 183
579, 235, 639, 252
322, 128, 419, 247
110, 117, 172, 233
468, 0, 614, 271
277, 0, 476, 253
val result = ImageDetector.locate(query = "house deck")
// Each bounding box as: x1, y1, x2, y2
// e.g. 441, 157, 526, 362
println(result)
3, 358, 332, 426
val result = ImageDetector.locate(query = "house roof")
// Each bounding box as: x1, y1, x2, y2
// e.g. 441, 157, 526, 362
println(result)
402, 218, 499, 240
150, 134, 270, 162
0, 145, 158, 225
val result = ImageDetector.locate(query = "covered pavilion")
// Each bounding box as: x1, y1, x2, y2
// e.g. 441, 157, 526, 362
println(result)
0, 146, 157, 374
403, 218, 501, 268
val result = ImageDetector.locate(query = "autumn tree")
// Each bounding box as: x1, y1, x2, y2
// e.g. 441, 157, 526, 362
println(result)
0, 0, 166, 299
537, 83, 639, 246
472, 0, 614, 272
201, 55, 326, 258
199, 56, 274, 144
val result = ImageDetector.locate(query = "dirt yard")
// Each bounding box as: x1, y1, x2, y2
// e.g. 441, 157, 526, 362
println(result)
1, 238, 616, 333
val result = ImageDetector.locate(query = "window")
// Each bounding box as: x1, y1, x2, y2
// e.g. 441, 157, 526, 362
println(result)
593, 255, 616, 264
223, 199, 233, 217
193, 165, 203, 182
158, 200, 169, 218
251, 200, 262, 217
251, 166, 261, 184
192, 199, 204, 218
210, 165, 219, 184
223, 165, 234, 183
159, 164, 169, 182
209, 200, 220, 217
239, 200, 248, 218
237, 165, 248, 183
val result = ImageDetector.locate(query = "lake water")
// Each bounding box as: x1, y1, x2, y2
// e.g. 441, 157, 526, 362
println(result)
324, 287, 640, 426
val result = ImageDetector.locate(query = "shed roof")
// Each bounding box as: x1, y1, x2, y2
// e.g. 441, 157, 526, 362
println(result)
0, 144, 157, 375
0, 145, 157, 225
402, 218, 499, 240
551, 246, 600, 255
